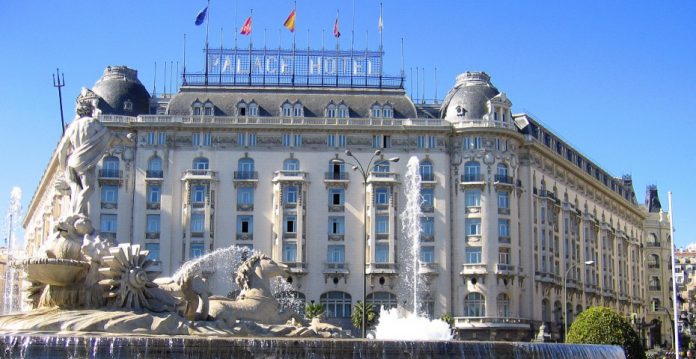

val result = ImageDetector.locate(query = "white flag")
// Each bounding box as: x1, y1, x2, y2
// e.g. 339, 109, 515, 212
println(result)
222, 56, 232, 72
378, 14, 383, 32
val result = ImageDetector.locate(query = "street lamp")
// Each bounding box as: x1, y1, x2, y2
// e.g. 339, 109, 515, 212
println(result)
338, 149, 399, 338
563, 260, 595, 338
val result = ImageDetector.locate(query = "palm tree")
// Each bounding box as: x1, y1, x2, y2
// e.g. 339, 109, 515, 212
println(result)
305, 303, 325, 320
351, 301, 377, 330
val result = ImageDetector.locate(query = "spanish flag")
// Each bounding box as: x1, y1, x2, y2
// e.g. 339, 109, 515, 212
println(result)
283, 9, 296, 32
240, 16, 252, 35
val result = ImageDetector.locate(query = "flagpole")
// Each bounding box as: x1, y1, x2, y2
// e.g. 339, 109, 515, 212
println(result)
379, 2, 384, 87
204, 0, 210, 86
182, 34, 187, 85
219, 27, 224, 84
291, 1, 296, 86
307, 28, 310, 86
322, 28, 325, 86
400, 38, 405, 88
350, 0, 355, 87
263, 28, 267, 86
336, 10, 340, 87
248, 8, 253, 85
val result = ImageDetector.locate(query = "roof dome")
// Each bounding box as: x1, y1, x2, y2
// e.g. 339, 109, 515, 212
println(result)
92, 66, 150, 116
440, 72, 500, 122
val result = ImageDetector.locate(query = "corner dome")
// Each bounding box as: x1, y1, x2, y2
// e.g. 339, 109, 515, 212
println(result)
92, 66, 150, 116
440, 72, 500, 122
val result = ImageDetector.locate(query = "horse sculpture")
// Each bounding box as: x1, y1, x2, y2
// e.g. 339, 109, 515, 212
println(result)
208, 254, 304, 328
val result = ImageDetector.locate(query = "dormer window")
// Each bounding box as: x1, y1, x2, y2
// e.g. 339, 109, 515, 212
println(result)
192, 101, 203, 116
248, 102, 258, 116
326, 103, 337, 118
204, 101, 214, 116
293, 103, 303, 117
123, 100, 133, 112
383, 105, 393, 118
338, 104, 349, 118
237, 102, 248, 116
282, 103, 292, 117
456, 105, 466, 117
371, 104, 382, 118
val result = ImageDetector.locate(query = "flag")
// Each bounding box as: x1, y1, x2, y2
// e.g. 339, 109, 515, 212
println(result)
240, 16, 252, 35
378, 13, 383, 32
194, 6, 208, 26
333, 15, 341, 38
283, 9, 296, 32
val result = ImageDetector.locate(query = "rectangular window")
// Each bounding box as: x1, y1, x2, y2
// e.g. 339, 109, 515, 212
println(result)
294, 134, 302, 147
145, 243, 160, 261
338, 135, 346, 147
327, 134, 336, 147
147, 185, 161, 204
146, 214, 160, 234
237, 215, 253, 234
146, 132, 156, 145
463, 137, 471, 149
204, 106, 213, 116
428, 135, 437, 148
192, 132, 200, 146
372, 135, 380, 148
190, 213, 205, 233
237, 187, 254, 205
101, 185, 118, 204
499, 247, 511, 265
100, 214, 117, 233
282, 134, 291, 147
158, 132, 167, 145
465, 190, 481, 207
466, 218, 481, 236
283, 243, 297, 262
237, 133, 246, 146
285, 186, 298, 204
498, 191, 509, 209
192, 185, 206, 203
203, 132, 212, 146
473, 137, 482, 149
375, 188, 389, 205
285, 215, 297, 233
465, 247, 482, 264
417, 135, 425, 148
248, 133, 256, 146
420, 217, 434, 237
499, 219, 510, 237
375, 244, 389, 263
190, 242, 204, 258
421, 188, 434, 208
420, 246, 434, 263
329, 188, 344, 206
328, 217, 345, 235
382, 135, 391, 148
327, 245, 345, 263
376, 216, 389, 234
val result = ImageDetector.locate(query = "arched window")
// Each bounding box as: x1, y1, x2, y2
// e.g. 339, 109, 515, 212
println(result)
496, 163, 508, 177
382, 104, 393, 118
463, 292, 485, 317
193, 157, 209, 170
237, 158, 255, 179
191, 101, 202, 116
328, 159, 345, 179
326, 103, 337, 118
248, 102, 258, 116
371, 104, 382, 118
373, 160, 390, 173
338, 104, 349, 118
649, 276, 661, 290
101, 156, 120, 178
463, 161, 481, 181
283, 158, 300, 171
648, 233, 659, 246
367, 292, 397, 312
236, 101, 248, 116
553, 301, 562, 324
497, 293, 510, 318
281, 102, 292, 117
649, 254, 660, 268
320, 291, 352, 318
203, 101, 214, 116
293, 103, 303, 117
541, 299, 550, 323
419, 160, 434, 181
147, 156, 163, 178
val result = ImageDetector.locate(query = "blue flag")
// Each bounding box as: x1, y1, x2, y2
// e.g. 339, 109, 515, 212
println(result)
195, 6, 208, 26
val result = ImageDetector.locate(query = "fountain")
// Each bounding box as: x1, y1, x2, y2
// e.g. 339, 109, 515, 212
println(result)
2, 187, 23, 314
0, 96, 627, 357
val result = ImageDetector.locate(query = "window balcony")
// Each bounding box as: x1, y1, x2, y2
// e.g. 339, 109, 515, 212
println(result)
494, 175, 514, 188
99, 169, 122, 178
145, 232, 160, 240
453, 317, 531, 330
234, 171, 258, 180
420, 234, 434, 242
460, 263, 487, 276
328, 234, 344, 241
273, 170, 309, 182
648, 285, 662, 291
421, 204, 434, 213
237, 203, 254, 211
496, 264, 516, 275
466, 206, 482, 214
367, 172, 400, 183
328, 204, 345, 212
646, 241, 661, 247
147, 202, 161, 210
191, 231, 205, 238
236, 233, 253, 241
101, 202, 117, 210
284, 261, 308, 274
324, 172, 349, 181
366, 262, 398, 274
498, 208, 510, 215
146, 170, 164, 179
182, 169, 217, 181
498, 236, 511, 244
647, 263, 659, 269
323, 262, 350, 274
418, 262, 440, 275
459, 174, 485, 189
420, 173, 435, 183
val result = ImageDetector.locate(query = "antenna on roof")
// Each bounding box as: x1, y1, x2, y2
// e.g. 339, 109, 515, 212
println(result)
421, 67, 425, 104
434, 66, 438, 103
182, 33, 187, 85
153, 62, 157, 97
169, 61, 174, 96
52, 68, 66, 135
163, 61, 167, 96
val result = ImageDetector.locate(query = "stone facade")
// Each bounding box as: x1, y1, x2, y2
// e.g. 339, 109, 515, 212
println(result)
22, 67, 670, 342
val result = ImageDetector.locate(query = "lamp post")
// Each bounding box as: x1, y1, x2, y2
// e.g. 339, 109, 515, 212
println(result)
338, 149, 399, 338
563, 260, 595, 339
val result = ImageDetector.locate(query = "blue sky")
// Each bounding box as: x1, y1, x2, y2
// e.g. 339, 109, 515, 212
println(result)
1, 1, 694, 247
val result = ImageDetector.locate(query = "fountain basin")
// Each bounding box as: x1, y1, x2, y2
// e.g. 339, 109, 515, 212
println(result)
0, 334, 626, 359
19, 258, 90, 286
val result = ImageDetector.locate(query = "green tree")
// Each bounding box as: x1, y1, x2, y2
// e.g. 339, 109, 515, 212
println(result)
440, 313, 454, 327
351, 301, 377, 330
304, 303, 325, 320
566, 306, 645, 359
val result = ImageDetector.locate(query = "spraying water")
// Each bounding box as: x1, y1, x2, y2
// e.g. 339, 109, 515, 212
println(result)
3, 187, 23, 314
374, 156, 451, 340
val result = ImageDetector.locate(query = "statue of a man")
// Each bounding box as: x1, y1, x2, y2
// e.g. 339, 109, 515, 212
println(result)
57, 88, 129, 220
